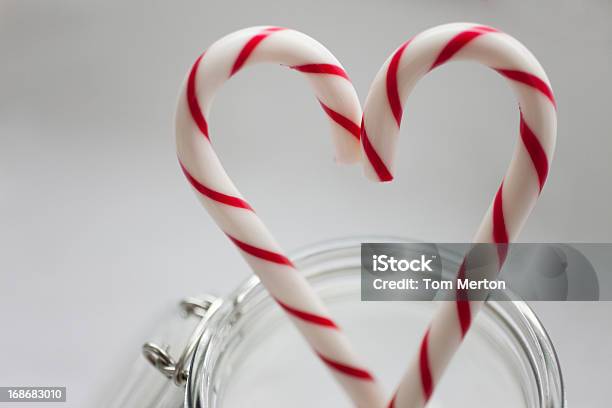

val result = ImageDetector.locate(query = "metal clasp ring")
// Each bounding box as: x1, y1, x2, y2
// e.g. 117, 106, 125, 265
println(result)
142, 294, 222, 386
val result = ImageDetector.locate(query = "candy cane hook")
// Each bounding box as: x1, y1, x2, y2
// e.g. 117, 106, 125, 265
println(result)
175, 27, 386, 406
361, 23, 557, 407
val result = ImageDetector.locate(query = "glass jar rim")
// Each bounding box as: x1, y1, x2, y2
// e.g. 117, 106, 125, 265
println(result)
186, 236, 566, 407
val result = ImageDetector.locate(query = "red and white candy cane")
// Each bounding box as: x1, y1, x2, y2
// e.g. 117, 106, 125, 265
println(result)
175, 27, 386, 406
361, 23, 557, 407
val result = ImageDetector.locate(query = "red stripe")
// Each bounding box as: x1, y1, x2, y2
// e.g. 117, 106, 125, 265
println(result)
275, 298, 338, 328
496, 69, 556, 108
388, 394, 397, 408
361, 121, 393, 181
319, 101, 360, 140
472, 25, 499, 33
455, 261, 472, 336
179, 161, 253, 210
492, 183, 509, 243
419, 329, 433, 401
227, 234, 293, 266
497, 243, 509, 266
456, 300, 472, 337
290, 63, 350, 80
386, 41, 411, 127
520, 112, 549, 191
316, 353, 375, 381
430, 26, 497, 70
230, 27, 285, 76
187, 53, 209, 139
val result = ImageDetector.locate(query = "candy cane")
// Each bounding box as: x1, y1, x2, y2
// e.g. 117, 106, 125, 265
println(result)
175, 27, 386, 406
361, 23, 557, 407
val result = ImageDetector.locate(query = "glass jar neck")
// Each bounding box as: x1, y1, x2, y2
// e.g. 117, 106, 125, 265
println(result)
186, 238, 565, 407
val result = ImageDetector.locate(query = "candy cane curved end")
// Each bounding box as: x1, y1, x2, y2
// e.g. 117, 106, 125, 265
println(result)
361, 23, 557, 407
177, 26, 362, 168
362, 22, 556, 186
175, 27, 385, 407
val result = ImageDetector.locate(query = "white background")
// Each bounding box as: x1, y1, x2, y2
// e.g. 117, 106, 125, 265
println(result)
0, 1, 610, 406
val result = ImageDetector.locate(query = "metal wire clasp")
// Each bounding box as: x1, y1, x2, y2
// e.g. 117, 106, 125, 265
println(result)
142, 295, 222, 386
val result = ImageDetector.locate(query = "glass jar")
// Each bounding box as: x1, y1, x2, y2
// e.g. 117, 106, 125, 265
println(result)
184, 238, 565, 407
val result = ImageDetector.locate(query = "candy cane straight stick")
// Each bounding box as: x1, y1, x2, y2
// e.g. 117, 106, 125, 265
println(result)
361, 23, 557, 407
175, 27, 386, 406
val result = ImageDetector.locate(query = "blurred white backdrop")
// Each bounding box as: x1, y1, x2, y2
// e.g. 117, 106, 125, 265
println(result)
0, 0, 610, 406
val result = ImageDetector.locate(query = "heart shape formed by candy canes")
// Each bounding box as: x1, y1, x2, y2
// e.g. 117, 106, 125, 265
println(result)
361, 23, 556, 407
176, 23, 557, 407
175, 27, 386, 406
